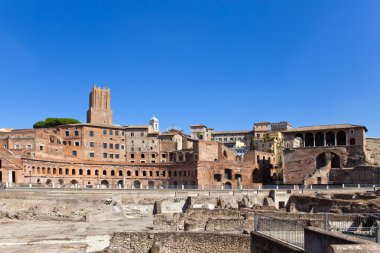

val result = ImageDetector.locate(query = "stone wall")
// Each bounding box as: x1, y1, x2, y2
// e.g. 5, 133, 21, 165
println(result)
101, 231, 250, 253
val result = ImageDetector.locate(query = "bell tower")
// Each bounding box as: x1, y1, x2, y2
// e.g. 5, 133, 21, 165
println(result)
86, 85, 113, 125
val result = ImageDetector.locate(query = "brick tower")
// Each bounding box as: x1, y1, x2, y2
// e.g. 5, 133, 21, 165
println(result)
86, 85, 113, 125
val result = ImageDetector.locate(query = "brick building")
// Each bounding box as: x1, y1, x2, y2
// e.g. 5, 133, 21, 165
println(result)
0, 85, 269, 189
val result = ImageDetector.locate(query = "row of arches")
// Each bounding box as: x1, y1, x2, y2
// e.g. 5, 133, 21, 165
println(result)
28, 165, 195, 179
294, 131, 355, 148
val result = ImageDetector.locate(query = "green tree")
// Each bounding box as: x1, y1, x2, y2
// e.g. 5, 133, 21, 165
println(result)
33, 118, 81, 128
249, 135, 255, 151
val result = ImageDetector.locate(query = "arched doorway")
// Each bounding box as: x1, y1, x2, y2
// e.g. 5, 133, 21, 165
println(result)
350, 138, 356, 145
316, 153, 327, 170
117, 180, 124, 188
337, 131, 346, 145
224, 182, 232, 189
133, 180, 141, 189
58, 179, 64, 186
100, 180, 109, 188
148, 181, 155, 189
71, 179, 78, 187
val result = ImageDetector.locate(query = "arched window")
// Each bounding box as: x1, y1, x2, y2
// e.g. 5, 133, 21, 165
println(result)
119, 170, 123, 176
315, 132, 324, 146
305, 133, 314, 147
95, 170, 99, 176
350, 138, 356, 145
59, 168, 63, 175
103, 170, 107, 176
72, 169, 76, 175
135, 170, 139, 177
127, 170, 131, 176
143, 171, 146, 177
326, 132, 335, 146
337, 131, 346, 145
111, 170, 115, 176
87, 169, 91, 175
53, 168, 56, 174
79, 169, 83, 175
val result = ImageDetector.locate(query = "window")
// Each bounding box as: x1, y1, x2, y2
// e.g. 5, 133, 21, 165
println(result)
65, 131, 69, 137
121, 144, 125, 150
103, 153, 107, 158
110, 129, 113, 135
115, 154, 119, 159
74, 141, 80, 146
131, 132, 134, 137
156, 171, 159, 177
131, 154, 135, 159
151, 154, 156, 158
115, 130, 119, 136
26, 144, 32, 149
257, 134, 260, 138
135, 171, 139, 176
103, 143, 107, 148
122, 131, 125, 136
141, 154, 145, 159
110, 153, 114, 159
90, 142, 94, 147
162, 154, 166, 158
90, 152, 94, 158
15, 144, 20, 149
103, 129, 107, 135
152, 140, 155, 143
40, 145, 43, 151
149, 171, 153, 177
89, 131, 94, 137
109, 143, 114, 149
72, 151, 77, 157
75, 130, 79, 136
141, 161, 145, 163
131, 147, 134, 151
143, 171, 147, 176
115, 144, 119, 149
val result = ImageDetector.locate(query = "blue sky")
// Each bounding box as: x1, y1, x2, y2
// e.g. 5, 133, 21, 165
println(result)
0, 1, 379, 136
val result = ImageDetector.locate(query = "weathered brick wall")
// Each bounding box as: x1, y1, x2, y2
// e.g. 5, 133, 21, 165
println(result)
101, 231, 250, 253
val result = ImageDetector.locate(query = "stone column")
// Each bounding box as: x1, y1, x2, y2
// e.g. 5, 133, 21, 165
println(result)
8, 170, 13, 187
313, 134, 316, 147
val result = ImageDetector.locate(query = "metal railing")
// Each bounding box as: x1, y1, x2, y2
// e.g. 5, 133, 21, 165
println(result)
254, 213, 305, 249
254, 213, 380, 249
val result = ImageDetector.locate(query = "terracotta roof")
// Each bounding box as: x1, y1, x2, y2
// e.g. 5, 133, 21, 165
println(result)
284, 124, 367, 133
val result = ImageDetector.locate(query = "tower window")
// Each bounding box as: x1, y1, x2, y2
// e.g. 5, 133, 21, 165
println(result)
89, 131, 94, 137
